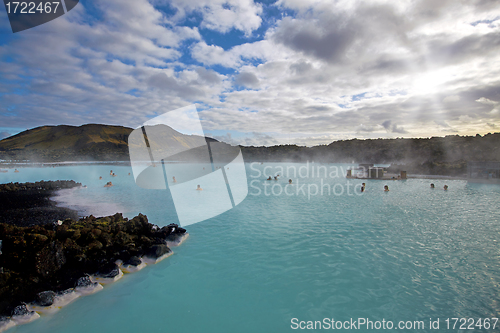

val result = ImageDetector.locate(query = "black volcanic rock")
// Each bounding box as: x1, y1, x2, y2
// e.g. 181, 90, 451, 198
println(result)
0, 180, 81, 226
35, 291, 56, 306
96, 262, 120, 279
0, 210, 186, 316
11, 304, 32, 316
144, 244, 171, 259
124, 256, 142, 266
75, 276, 93, 288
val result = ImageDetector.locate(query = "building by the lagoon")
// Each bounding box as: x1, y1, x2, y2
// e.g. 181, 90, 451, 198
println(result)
467, 161, 500, 184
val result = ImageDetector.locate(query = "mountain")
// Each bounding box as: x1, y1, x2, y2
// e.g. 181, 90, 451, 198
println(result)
1, 124, 499, 176
0, 124, 219, 162
0, 124, 133, 161
240, 133, 500, 176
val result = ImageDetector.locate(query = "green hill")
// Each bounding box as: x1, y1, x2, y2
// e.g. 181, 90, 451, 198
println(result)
0, 124, 133, 161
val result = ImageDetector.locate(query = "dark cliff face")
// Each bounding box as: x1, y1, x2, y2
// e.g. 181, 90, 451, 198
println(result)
0, 213, 187, 316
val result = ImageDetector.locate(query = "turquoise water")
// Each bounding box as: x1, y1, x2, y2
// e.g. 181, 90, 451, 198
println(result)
2, 164, 500, 332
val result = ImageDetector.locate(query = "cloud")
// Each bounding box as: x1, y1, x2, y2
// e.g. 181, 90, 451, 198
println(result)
356, 124, 377, 133
235, 72, 260, 88
476, 97, 500, 114
190, 39, 281, 68
391, 124, 408, 134
487, 122, 496, 128
169, 0, 263, 36
442, 95, 460, 103
271, 16, 359, 63
1, 0, 500, 145
191, 42, 241, 67
196, 68, 222, 85
212, 131, 276, 146
476, 97, 498, 105
245, 132, 277, 146
434, 120, 450, 128
213, 132, 237, 145
381, 120, 392, 130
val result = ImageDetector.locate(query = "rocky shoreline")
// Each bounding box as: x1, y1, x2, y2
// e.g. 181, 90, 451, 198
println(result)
0, 181, 82, 227
0, 181, 188, 332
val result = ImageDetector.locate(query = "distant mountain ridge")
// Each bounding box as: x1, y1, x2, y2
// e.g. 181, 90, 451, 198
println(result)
0, 124, 133, 161
240, 133, 500, 176
1, 124, 499, 176
0, 124, 218, 162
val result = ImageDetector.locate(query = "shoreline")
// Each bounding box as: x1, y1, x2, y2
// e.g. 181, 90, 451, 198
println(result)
0, 161, 131, 168
0, 181, 189, 332
0, 181, 82, 227
0, 214, 189, 332
0, 161, 469, 181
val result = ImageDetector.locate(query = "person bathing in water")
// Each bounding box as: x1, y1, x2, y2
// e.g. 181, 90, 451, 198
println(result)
196, 185, 203, 191
430, 183, 435, 189
289, 179, 293, 184
104, 181, 113, 187
173, 176, 177, 183
267, 176, 272, 180
444, 185, 448, 190
384, 185, 389, 192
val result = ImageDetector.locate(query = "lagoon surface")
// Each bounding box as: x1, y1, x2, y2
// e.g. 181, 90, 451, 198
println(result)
2, 163, 500, 332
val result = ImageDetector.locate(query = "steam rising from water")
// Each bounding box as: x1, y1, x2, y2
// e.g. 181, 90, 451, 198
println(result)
53, 188, 125, 218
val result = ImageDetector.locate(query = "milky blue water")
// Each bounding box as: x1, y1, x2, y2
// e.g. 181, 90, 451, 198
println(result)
2, 164, 500, 332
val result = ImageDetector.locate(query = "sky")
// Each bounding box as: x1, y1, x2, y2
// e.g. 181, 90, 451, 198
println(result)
0, 0, 499, 146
